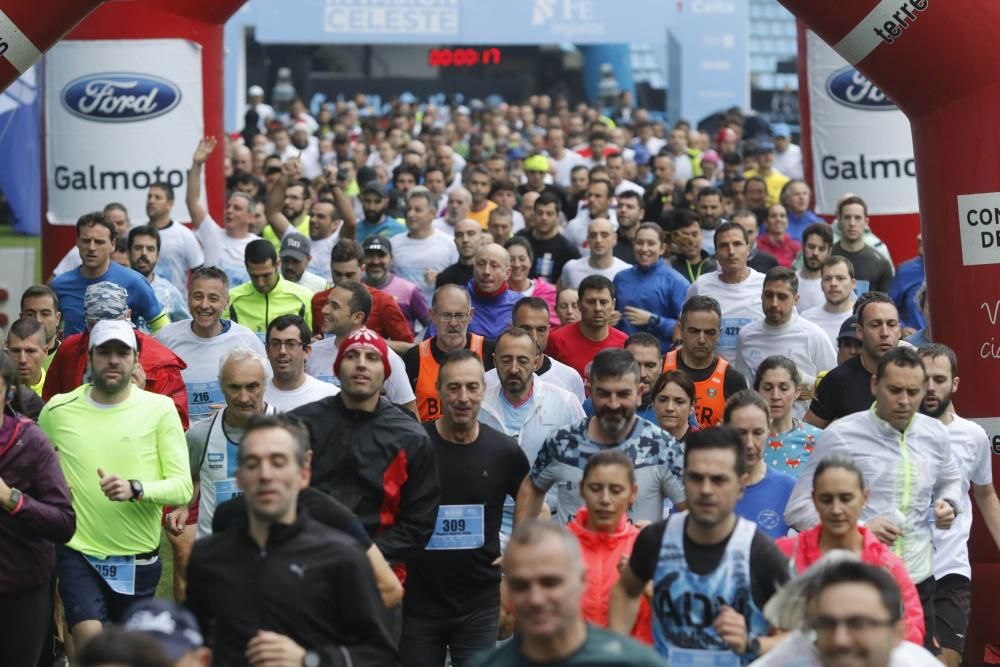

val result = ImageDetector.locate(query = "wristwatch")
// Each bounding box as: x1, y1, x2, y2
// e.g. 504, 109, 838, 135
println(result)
745, 636, 762, 659
128, 480, 144, 502
648, 314, 661, 327
302, 651, 321, 667
4, 488, 21, 512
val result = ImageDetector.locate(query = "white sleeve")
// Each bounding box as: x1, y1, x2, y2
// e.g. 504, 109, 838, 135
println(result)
386, 348, 416, 404
971, 424, 994, 486
195, 215, 223, 268
52, 247, 82, 276
784, 428, 846, 530
185, 226, 205, 268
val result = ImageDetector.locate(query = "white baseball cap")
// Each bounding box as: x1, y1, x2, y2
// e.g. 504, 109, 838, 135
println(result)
248, 85, 264, 97
89, 320, 137, 351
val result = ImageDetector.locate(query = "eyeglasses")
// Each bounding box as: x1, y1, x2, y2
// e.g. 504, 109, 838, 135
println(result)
812, 615, 896, 635
435, 311, 470, 323
267, 340, 304, 351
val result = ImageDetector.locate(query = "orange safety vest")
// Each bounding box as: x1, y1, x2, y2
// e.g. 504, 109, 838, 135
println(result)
416, 334, 485, 422
662, 350, 729, 428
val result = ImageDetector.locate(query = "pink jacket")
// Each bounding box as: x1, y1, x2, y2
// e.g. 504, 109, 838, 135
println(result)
776, 525, 925, 644
568, 508, 653, 644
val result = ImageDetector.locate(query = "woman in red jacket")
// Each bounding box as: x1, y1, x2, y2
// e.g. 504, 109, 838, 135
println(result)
567, 450, 653, 644
775, 454, 925, 644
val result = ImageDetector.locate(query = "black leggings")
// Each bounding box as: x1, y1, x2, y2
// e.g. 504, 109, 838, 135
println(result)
0, 584, 53, 667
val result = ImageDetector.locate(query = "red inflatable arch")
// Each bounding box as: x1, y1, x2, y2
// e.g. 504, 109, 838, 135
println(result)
780, 0, 1000, 661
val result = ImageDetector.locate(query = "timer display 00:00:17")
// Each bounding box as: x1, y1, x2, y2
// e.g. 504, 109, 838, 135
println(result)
428, 47, 502, 67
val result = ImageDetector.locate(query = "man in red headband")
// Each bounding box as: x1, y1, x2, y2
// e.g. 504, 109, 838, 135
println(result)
289, 328, 441, 609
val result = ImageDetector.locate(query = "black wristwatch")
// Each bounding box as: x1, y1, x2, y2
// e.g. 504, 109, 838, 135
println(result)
128, 479, 144, 502
648, 314, 661, 328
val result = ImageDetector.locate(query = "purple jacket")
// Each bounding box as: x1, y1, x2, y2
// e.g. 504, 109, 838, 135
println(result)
0, 413, 75, 593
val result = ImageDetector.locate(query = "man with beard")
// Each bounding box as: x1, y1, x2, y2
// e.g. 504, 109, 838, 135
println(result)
278, 232, 329, 293
668, 209, 718, 284
363, 236, 430, 333
404, 284, 496, 422
480, 328, 585, 528
141, 182, 204, 295
695, 187, 726, 254
356, 180, 406, 241
801, 256, 858, 346
432, 187, 472, 237
127, 226, 190, 331
436, 219, 481, 289
796, 223, 833, 312
515, 349, 686, 527
787, 347, 963, 648
805, 292, 899, 428
484, 297, 585, 400
609, 427, 789, 662
40, 319, 191, 649
262, 176, 310, 248
734, 267, 836, 414
613, 191, 643, 264
582, 333, 661, 423
401, 351, 529, 666
918, 344, 1000, 667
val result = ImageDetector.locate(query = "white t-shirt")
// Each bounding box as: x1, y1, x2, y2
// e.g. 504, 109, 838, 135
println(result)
686, 269, 766, 361
390, 229, 459, 300
195, 215, 260, 288
800, 304, 854, 346
485, 355, 586, 402
265, 374, 340, 412
550, 150, 585, 188
796, 273, 824, 313
156, 319, 266, 423
305, 232, 338, 282
294, 271, 329, 294
432, 218, 456, 237
149, 220, 205, 295
559, 256, 632, 289
306, 335, 415, 405
933, 415, 993, 580
734, 313, 838, 418
774, 143, 804, 180
614, 180, 645, 197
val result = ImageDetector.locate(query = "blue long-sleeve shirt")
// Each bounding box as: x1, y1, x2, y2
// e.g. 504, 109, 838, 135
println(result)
613, 258, 689, 351
888, 255, 925, 331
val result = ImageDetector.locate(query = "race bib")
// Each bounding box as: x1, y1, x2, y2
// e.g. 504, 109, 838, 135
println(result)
187, 380, 224, 418
667, 647, 740, 667
854, 279, 870, 295
315, 374, 341, 388
719, 317, 751, 349
86, 555, 136, 596
425, 504, 485, 550
214, 478, 242, 505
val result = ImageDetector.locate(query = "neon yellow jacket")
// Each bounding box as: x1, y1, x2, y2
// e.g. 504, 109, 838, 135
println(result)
228, 275, 313, 336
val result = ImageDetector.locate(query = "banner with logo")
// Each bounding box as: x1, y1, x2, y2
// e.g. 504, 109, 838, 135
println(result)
806, 30, 917, 216
44, 39, 204, 225
0, 66, 42, 235
253, 0, 667, 44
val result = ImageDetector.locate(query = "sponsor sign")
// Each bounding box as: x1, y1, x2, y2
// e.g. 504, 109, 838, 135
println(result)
956, 193, 1000, 266
806, 30, 917, 216
45, 39, 204, 225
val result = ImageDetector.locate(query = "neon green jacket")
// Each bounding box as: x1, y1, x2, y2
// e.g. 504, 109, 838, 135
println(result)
228, 275, 313, 336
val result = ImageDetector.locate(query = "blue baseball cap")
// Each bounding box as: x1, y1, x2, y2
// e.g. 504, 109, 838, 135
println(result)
123, 599, 204, 661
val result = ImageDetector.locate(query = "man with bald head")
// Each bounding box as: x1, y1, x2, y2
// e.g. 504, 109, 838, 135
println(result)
432, 186, 472, 237
464, 243, 522, 340
436, 218, 482, 289
559, 218, 632, 289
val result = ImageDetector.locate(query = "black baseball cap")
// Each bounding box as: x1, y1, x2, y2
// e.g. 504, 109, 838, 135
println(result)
123, 599, 204, 661
362, 236, 392, 255
361, 180, 388, 198
838, 315, 861, 342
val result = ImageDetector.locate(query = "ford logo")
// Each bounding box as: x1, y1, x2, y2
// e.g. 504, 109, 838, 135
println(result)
61, 73, 181, 122
826, 67, 897, 111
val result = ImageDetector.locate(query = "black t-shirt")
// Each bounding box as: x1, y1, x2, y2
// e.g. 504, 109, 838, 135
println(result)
674, 354, 747, 398
614, 238, 636, 265
212, 487, 372, 548
831, 243, 893, 293
518, 183, 570, 218
671, 253, 719, 284
404, 422, 530, 616
517, 230, 580, 284
403, 334, 497, 388
809, 355, 873, 422
436, 261, 474, 289
748, 249, 779, 274
629, 516, 789, 611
